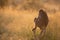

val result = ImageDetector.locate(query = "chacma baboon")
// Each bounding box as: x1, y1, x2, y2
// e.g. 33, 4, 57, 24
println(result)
32, 9, 49, 39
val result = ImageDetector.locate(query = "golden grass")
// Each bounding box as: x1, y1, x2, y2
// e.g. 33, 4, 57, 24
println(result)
0, 6, 60, 40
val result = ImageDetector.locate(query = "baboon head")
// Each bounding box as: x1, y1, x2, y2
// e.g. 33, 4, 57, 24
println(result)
39, 9, 45, 15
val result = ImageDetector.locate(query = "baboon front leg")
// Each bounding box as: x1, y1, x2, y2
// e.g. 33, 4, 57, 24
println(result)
32, 25, 38, 40
32, 25, 37, 33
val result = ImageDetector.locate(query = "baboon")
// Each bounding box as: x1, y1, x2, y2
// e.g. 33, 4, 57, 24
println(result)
32, 9, 49, 39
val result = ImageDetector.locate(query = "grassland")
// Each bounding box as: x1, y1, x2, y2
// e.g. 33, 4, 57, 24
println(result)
0, 6, 60, 40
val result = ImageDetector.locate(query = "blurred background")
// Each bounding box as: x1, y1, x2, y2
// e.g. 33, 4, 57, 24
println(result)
0, 0, 60, 40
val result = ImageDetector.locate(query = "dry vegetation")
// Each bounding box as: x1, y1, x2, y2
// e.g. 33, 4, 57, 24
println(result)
0, 0, 60, 40
0, 7, 60, 40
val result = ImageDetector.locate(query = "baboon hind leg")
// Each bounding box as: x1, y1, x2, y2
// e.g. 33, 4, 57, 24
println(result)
39, 28, 46, 40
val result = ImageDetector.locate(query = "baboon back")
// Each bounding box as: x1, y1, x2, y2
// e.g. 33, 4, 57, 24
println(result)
34, 11, 49, 28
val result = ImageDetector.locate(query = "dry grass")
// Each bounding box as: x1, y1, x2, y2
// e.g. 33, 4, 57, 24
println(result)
0, 6, 60, 40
